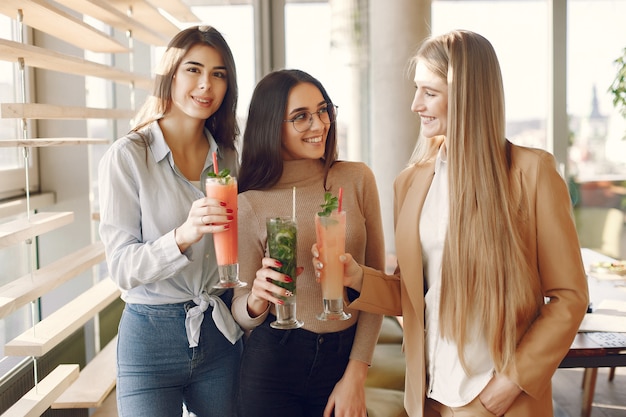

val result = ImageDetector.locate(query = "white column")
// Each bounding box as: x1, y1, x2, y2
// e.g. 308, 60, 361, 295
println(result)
253, 0, 285, 80
547, 0, 568, 176
369, 0, 430, 258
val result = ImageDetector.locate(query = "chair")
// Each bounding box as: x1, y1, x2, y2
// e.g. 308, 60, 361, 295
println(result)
366, 316, 408, 417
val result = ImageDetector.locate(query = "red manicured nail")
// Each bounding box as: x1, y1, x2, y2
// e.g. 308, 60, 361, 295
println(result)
285, 276, 293, 283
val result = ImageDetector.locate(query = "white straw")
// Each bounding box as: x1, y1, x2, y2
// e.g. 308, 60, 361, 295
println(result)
292, 186, 296, 220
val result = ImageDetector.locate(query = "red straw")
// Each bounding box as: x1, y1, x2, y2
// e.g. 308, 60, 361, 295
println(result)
338, 187, 343, 212
212, 151, 218, 174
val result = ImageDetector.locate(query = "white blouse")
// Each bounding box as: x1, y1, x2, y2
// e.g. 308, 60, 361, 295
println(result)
419, 146, 495, 407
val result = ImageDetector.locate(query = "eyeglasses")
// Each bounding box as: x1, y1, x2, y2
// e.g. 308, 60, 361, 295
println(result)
283, 104, 338, 132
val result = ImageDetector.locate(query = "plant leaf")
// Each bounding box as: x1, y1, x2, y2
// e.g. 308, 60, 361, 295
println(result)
317, 191, 339, 217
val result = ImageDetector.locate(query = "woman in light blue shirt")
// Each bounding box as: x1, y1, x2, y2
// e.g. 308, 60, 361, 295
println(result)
98, 26, 243, 417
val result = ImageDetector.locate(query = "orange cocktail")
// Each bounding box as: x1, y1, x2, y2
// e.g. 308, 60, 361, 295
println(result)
206, 175, 244, 288
315, 210, 351, 320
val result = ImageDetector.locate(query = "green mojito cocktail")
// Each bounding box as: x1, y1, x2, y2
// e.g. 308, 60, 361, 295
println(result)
266, 217, 303, 329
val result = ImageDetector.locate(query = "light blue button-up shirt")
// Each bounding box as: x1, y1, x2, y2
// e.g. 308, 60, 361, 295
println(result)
98, 121, 243, 346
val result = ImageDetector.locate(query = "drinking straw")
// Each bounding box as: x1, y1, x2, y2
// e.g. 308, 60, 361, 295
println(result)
212, 151, 218, 175
292, 186, 296, 220
338, 187, 343, 212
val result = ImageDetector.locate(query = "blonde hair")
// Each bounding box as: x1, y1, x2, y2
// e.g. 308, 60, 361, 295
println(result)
411, 30, 542, 373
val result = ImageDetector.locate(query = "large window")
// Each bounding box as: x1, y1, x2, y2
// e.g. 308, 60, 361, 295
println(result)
285, 2, 345, 153
432, 0, 549, 149
567, 1, 626, 194
432, 0, 626, 259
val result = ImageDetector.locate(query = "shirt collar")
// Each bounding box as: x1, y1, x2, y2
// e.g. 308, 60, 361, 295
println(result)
147, 120, 218, 164
434, 143, 447, 175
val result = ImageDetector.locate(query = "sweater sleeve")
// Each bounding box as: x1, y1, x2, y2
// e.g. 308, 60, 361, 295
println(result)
232, 194, 271, 330
348, 164, 386, 365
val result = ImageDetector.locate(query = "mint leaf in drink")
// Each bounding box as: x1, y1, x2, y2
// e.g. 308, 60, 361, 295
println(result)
207, 168, 231, 179
317, 191, 339, 217
267, 218, 297, 294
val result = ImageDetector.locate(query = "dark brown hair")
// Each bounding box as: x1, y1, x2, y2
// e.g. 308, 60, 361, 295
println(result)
132, 25, 239, 150
238, 69, 338, 193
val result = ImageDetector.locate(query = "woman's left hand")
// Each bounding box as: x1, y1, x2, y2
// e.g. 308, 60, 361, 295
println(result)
311, 244, 364, 292
478, 373, 522, 416
323, 360, 368, 417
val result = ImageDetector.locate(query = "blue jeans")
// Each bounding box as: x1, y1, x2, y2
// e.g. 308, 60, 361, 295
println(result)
237, 315, 356, 417
116, 299, 243, 417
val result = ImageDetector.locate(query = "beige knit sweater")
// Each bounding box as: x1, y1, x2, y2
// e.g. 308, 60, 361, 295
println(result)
232, 158, 385, 364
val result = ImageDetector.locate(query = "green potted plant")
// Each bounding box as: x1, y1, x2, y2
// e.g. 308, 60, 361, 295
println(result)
609, 48, 626, 211
609, 47, 626, 121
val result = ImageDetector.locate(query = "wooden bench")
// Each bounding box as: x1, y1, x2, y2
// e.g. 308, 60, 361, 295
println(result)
4, 278, 120, 357
0, 241, 106, 319
0, 212, 73, 249
0, 38, 152, 90
0, 364, 79, 417
0, 0, 128, 53
90, 390, 118, 417
52, 336, 117, 409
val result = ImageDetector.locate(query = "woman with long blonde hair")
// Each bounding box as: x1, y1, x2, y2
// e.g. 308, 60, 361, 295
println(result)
314, 30, 588, 417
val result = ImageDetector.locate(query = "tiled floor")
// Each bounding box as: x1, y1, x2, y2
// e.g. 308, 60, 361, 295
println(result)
552, 367, 626, 417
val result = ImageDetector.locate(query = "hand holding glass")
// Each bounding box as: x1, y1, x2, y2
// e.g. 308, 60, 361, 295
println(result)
267, 217, 303, 329
315, 210, 351, 321
206, 176, 246, 288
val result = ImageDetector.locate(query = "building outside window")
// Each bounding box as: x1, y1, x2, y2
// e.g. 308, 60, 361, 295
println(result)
432, 0, 626, 259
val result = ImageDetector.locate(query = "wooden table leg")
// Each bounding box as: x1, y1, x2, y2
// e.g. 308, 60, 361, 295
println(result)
608, 367, 616, 382
581, 368, 598, 417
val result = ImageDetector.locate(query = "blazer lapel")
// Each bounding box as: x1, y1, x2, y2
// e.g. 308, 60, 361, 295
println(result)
394, 163, 435, 314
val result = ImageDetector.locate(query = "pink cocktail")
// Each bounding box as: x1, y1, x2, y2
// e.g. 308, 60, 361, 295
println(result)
206, 176, 245, 288
315, 210, 351, 320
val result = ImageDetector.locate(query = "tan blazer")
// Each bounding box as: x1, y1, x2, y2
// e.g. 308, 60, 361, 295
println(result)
350, 143, 589, 417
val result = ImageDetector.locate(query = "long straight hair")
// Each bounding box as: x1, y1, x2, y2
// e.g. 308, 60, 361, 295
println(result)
238, 69, 338, 193
131, 25, 239, 150
412, 30, 542, 373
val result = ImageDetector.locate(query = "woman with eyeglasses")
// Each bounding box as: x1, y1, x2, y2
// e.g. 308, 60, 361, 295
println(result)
232, 69, 385, 417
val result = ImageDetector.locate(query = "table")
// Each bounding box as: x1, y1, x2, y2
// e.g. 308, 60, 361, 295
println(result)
559, 248, 626, 417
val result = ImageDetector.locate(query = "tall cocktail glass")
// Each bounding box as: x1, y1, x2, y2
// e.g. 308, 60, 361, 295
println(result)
206, 176, 246, 288
315, 210, 351, 321
266, 217, 303, 329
